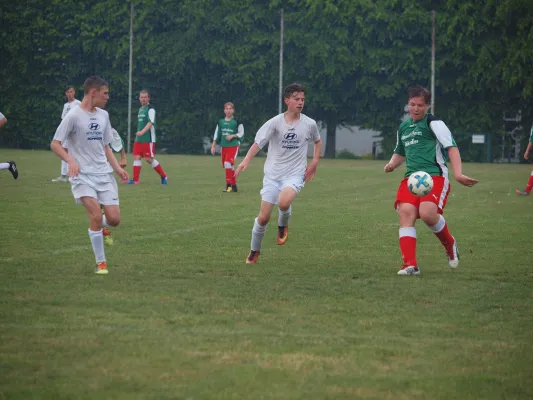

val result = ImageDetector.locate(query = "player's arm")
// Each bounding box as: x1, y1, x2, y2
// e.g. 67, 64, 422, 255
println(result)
525, 126, 533, 160
234, 143, 261, 177
0, 115, 7, 129
211, 126, 219, 155
304, 139, 323, 182
447, 147, 478, 187
51, 116, 79, 176
119, 148, 127, 168
384, 154, 405, 172
233, 123, 244, 141
105, 145, 128, 181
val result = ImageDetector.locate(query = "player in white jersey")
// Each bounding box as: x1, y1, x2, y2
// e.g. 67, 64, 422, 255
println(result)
51, 76, 128, 274
52, 86, 82, 182
235, 83, 322, 264
0, 111, 18, 179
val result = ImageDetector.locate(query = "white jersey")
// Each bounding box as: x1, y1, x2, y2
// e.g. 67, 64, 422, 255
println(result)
0, 112, 5, 120
62, 99, 81, 119
53, 106, 113, 175
255, 113, 321, 181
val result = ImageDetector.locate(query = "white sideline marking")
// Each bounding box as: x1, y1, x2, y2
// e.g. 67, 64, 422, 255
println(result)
0, 218, 250, 263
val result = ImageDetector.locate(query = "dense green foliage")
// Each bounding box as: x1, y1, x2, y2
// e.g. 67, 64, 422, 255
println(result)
1, 0, 532, 155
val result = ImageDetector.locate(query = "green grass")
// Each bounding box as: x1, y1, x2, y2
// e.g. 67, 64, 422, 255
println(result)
1, 149, 532, 399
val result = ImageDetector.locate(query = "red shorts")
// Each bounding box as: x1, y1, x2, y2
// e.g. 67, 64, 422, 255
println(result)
221, 146, 239, 167
394, 176, 451, 215
133, 142, 155, 158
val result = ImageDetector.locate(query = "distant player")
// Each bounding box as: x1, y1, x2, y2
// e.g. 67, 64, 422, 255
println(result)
127, 90, 167, 185
51, 76, 128, 274
235, 83, 322, 264
52, 86, 81, 182
211, 102, 244, 192
384, 85, 479, 276
516, 123, 533, 196
0, 111, 18, 179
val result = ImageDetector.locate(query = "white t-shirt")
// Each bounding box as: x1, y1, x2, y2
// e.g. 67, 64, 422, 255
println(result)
53, 106, 113, 175
61, 99, 81, 119
254, 113, 321, 181
0, 112, 5, 120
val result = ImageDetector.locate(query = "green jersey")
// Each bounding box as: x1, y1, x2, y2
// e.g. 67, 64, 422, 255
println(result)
136, 105, 156, 143
529, 124, 533, 144
394, 114, 457, 178
214, 118, 243, 147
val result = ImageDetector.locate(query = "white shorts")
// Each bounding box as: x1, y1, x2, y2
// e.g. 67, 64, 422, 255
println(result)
260, 176, 304, 205
70, 173, 119, 206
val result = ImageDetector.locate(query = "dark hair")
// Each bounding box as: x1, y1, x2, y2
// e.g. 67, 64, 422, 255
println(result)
284, 83, 305, 98
65, 85, 75, 92
408, 85, 431, 105
83, 76, 109, 94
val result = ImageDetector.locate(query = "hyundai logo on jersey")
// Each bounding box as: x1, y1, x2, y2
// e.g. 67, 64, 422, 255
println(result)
88, 123, 100, 130
284, 132, 297, 140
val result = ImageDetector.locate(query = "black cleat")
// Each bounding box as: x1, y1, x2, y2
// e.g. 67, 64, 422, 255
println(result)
7, 161, 18, 179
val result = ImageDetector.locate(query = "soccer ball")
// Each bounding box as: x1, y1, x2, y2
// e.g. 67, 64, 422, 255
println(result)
407, 171, 433, 196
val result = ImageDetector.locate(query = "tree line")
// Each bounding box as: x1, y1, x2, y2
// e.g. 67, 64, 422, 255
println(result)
1, 0, 532, 158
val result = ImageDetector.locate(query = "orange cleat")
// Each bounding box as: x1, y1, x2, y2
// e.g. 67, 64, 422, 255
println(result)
246, 250, 260, 264
95, 261, 109, 275
277, 226, 288, 245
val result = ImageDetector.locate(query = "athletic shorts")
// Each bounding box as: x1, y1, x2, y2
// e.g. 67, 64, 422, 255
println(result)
70, 173, 119, 206
394, 176, 450, 215
221, 146, 239, 167
260, 175, 304, 205
133, 142, 155, 158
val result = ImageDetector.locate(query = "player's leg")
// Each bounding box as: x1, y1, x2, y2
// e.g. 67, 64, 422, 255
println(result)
419, 177, 458, 268
221, 147, 234, 192
276, 187, 298, 245
229, 146, 239, 192
516, 166, 533, 196
395, 178, 420, 275
80, 196, 108, 274
128, 152, 143, 184
52, 145, 69, 182
247, 200, 275, 264
397, 203, 419, 275
0, 161, 18, 179
145, 143, 167, 184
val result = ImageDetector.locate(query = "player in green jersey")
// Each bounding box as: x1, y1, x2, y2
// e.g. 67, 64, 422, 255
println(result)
384, 86, 478, 276
516, 123, 533, 196
211, 102, 244, 192
127, 90, 168, 185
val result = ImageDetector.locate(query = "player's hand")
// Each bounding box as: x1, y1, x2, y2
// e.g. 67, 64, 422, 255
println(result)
304, 162, 318, 182
455, 174, 479, 187
524, 152, 529, 160
234, 160, 248, 178
211, 146, 216, 155
117, 168, 129, 182
68, 161, 80, 177
384, 163, 395, 173
225, 135, 234, 141
135, 131, 143, 137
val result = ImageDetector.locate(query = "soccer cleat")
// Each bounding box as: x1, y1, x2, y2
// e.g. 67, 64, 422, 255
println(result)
223, 186, 233, 193
52, 175, 68, 182
446, 238, 459, 268
516, 189, 529, 196
95, 262, 109, 275
397, 266, 420, 276
7, 161, 18, 179
231, 185, 238, 192
246, 250, 260, 264
161, 176, 168, 185
126, 179, 139, 184
102, 227, 113, 246
277, 226, 288, 245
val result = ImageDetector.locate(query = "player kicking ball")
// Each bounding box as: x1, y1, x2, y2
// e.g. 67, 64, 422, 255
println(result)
235, 83, 322, 264
51, 76, 128, 274
384, 85, 478, 276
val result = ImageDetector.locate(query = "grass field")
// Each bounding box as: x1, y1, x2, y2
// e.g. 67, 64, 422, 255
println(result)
1, 149, 532, 399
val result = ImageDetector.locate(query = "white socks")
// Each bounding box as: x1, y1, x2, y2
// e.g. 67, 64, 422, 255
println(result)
278, 206, 292, 227
0, 162, 9, 170
428, 215, 446, 233
251, 218, 267, 251
152, 159, 159, 168
88, 229, 105, 263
